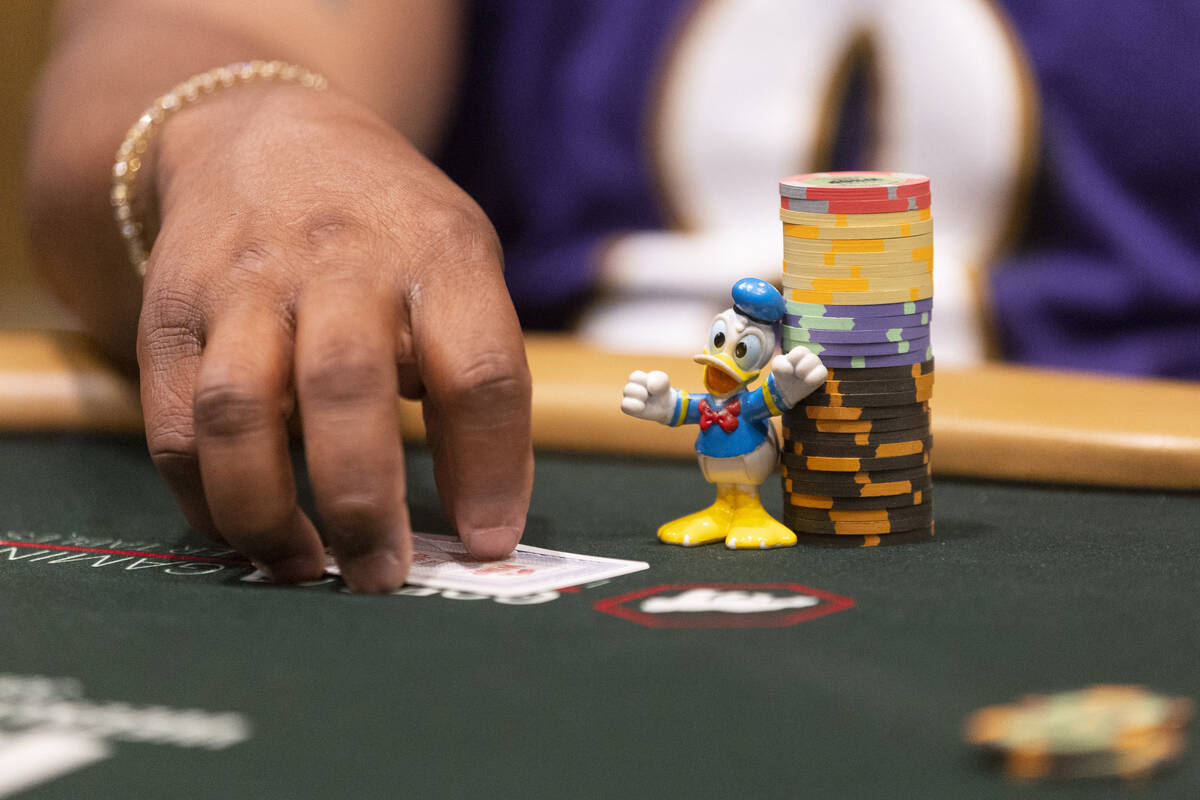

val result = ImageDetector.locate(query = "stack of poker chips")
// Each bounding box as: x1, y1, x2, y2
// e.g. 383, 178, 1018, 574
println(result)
776, 171, 934, 546
965, 685, 1194, 781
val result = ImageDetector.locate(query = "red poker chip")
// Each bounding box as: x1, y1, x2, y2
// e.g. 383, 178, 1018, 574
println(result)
779, 171, 931, 201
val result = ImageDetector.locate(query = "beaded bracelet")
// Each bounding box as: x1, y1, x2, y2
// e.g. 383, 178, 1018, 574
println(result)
111, 61, 328, 276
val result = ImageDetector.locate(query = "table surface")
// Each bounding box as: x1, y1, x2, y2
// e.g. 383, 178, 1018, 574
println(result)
2, 433, 1198, 799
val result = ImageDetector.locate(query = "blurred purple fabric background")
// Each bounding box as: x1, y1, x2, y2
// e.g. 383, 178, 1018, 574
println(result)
439, 1, 1200, 378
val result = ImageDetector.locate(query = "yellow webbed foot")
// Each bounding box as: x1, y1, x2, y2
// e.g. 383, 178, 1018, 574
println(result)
658, 490, 734, 546
724, 491, 797, 549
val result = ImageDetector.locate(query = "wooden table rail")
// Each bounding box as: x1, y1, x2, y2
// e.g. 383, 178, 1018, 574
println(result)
2, 329, 1198, 488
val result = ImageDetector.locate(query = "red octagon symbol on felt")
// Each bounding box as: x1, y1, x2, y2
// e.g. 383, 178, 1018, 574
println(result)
594, 583, 855, 629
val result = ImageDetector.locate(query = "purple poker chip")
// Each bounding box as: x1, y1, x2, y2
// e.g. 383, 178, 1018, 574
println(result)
782, 325, 930, 344
815, 347, 934, 369
785, 312, 930, 331
786, 336, 932, 357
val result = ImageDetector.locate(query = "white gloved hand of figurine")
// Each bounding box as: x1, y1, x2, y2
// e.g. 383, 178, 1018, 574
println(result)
620, 370, 675, 425
771, 347, 828, 407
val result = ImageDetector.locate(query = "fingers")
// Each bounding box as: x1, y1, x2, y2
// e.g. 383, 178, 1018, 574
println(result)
778, 349, 826, 380
622, 369, 675, 421
791, 348, 828, 388
412, 252, 532, 561
624, 383, 649, 403
621, 396, 647, 416
621, 371, 649, 415
142, 276, 407, 592
295, 286, 410, 593
192, 304, 326, 583
774, 349, 828, 406
138, 293, 217, 539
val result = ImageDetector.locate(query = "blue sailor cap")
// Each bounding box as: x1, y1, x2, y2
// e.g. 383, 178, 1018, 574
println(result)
731, 278, 786, 324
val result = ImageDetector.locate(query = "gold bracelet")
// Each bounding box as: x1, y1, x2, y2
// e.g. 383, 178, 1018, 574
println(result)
111, 61, 328, 276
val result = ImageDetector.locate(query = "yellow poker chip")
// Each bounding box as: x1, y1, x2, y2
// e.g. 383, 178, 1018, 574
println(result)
779, 207, 932, 226
783, 272, 931, 292
965, 685, 1194, 781
782, 261, 934, 280
781, 273, 934, 293
782, 247, 934, 267
789, 285, 935, 304
781, 231, 934, 253
781, 219, 933, 240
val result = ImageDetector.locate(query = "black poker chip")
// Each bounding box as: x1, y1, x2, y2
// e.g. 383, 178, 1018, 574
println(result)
791, 524, 935, 548
786, 488, 931, 511
782, 450, 930, 473
785, 426, 932, 446
787, 436, 931, 459
785, 411, 930, 434
822, 376, 934, 396
803, 388, 931, 407
783, 473, 932, 499
782, 499, 932, 524
824, 358, 934, 381
794, 401, 930, 421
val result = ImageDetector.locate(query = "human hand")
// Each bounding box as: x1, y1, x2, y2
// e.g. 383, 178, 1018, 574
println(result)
621, 370, 674, 425
771, 348, 828, 407
138, 86, 532, 592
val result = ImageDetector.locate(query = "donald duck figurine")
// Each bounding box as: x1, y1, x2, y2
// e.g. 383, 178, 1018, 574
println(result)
620, 278, 827, 549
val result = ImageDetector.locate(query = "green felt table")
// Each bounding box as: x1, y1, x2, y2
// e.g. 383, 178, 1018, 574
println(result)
1, 432, 1198, 799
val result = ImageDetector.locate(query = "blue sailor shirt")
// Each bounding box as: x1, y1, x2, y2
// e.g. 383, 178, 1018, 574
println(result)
669, 376, 792, 458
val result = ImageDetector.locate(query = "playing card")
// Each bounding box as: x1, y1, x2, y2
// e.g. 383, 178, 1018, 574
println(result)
244, 533, 649, 597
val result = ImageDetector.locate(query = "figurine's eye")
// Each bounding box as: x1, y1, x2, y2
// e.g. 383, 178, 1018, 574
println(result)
709, 320, 727, 352
733, 334, 762, 370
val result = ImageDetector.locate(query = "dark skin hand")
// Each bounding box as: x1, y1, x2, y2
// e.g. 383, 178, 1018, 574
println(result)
138, 86, 533, 592
24, 1, 533, 591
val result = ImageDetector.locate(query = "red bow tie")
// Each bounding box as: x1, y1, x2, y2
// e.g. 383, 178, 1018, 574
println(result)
698, 398, 741, 433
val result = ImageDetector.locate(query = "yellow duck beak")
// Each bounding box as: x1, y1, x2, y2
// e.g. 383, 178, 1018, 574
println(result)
693, 353, 759, 396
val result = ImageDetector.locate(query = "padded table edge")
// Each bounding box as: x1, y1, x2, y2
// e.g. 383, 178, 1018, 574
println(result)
2, 329, 1199, 488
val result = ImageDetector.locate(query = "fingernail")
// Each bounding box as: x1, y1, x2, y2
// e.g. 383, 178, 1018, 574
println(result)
340, 549, 407, 594
463, 526, 522, 560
